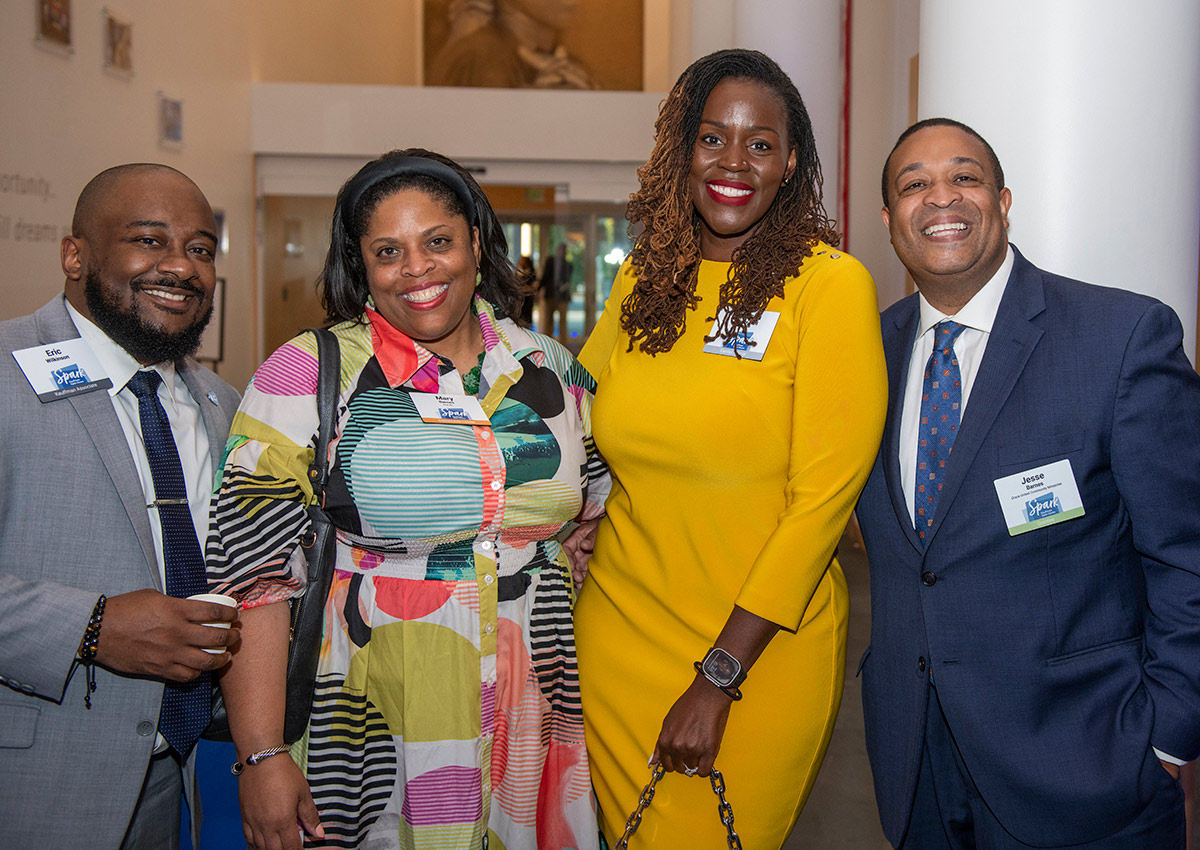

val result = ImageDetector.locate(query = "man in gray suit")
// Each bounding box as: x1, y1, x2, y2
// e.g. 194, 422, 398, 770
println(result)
0, 164, 241, 849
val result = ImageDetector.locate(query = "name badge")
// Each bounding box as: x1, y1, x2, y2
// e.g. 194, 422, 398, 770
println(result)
993, 458, 1085, 536
411, 392, 490, 425
13, 338, 113, 402
702, 310, 780, 361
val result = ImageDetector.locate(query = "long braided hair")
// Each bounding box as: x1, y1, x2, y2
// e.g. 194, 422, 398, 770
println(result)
621, 49, 839, 355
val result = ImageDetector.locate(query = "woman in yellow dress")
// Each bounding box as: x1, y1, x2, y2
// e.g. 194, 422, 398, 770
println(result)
573, 49, 887, 848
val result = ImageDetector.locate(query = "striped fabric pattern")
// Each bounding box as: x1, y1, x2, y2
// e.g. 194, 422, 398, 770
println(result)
208, 298, 607, 849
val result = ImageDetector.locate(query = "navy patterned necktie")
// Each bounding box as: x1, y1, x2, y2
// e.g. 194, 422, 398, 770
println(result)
915, 321, 967, 545
126, 369, 209, 756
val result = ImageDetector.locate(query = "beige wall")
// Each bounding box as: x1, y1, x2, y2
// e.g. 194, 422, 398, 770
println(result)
249, 0, 422, 85
248, 0, 676, 91
0, 0, 258, 387
0, 0, 915, 386
847, 0, 921, 311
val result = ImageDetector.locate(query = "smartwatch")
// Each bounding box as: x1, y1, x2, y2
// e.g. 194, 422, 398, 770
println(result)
694, 647, 746, 700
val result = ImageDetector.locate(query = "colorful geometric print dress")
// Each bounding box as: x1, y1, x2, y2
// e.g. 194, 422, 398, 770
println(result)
208, 298, 607, 850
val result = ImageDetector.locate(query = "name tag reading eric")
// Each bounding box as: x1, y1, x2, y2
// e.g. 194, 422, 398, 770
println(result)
993, 458, 1085, 536
13, 338, 113, 402
412, 392, 490, 425
702, 310, 780, 361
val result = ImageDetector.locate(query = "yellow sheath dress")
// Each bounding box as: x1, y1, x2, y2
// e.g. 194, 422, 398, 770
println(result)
575, 246, 887, 848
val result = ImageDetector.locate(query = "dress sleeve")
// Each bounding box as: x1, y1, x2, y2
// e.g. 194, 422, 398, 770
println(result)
528, 333, 611, 522
205, 333, 323, 609
735, 256, 888, 630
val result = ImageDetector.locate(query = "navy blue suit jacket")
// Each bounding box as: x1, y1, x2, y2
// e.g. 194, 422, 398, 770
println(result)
856, 247, 1200, 846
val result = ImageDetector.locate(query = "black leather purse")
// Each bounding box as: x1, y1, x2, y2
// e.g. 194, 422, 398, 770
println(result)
205, 327, 341, 743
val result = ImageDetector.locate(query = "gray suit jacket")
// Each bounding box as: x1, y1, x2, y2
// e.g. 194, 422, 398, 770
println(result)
0, 296, 239, 848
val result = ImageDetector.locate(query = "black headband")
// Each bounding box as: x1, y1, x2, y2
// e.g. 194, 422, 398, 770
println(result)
341, 156, 478, 233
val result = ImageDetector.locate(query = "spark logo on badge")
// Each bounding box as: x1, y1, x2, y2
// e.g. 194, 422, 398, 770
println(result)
13, 339, 112, 402
52, 364, 90, 389
1024, 492, 1062, 522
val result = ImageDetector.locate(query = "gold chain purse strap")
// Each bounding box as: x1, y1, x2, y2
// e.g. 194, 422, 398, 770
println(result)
613, 764, 743, 850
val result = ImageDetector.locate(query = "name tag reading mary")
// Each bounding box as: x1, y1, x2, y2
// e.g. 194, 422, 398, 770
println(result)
411, 392, 490, 425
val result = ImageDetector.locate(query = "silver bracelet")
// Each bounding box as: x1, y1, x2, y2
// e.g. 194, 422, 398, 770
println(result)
230, 744, 291, 775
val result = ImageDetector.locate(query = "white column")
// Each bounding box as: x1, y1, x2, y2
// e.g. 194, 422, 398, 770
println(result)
919, 0, 1200, 357
684, 0, 847, 217
733, 0, 844, 205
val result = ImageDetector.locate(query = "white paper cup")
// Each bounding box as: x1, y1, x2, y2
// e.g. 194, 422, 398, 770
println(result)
188, 592, 237, 653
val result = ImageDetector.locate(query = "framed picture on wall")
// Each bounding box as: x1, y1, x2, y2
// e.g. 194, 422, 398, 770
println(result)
36, 0, 72, 53
422, 0, 643, 91
102, 7, 133, 76
157, 92, 183, 149
196, 277, 225, 364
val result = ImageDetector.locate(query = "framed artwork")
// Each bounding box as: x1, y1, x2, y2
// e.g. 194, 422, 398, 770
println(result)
157, 92, 183, 149
423, 0, 643, 91
103, 8, 133, 75
196, 278, 225, 363
36, 0, 72, 53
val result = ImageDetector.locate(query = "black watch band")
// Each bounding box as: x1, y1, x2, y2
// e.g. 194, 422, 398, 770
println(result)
694, 647, 746, 700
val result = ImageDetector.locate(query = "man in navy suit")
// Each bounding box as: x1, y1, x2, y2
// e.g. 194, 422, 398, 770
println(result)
855, 117, 1200, 849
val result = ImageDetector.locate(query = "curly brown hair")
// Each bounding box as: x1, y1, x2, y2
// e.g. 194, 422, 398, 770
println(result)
621, 49, 840, 355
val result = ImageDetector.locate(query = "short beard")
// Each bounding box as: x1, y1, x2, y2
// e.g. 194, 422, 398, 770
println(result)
85, 269, 213, 365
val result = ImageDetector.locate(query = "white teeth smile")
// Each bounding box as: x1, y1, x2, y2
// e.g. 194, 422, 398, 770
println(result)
402, 284, 448, 304
709, 183, 753, 198
145, 288, 189, 302
923, 223, 967, 236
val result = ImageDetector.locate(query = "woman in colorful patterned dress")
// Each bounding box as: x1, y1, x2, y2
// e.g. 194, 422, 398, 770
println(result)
572, 50, 887, 847
208, 150, 606, 850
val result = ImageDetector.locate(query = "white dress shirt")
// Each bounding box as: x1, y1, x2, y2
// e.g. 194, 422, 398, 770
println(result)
66, 300, 214, 583
900, 247, 1014, 526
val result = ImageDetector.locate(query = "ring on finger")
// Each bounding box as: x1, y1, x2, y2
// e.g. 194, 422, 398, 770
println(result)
683, 764, 698, 776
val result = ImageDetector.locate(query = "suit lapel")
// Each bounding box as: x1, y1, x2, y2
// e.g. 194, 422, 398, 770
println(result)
34, 298, 162, 588
882, 298, 925, 553
922, 251, 1046, 547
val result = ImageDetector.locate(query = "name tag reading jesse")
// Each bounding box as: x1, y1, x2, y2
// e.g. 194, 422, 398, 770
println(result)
993, 458, 1085, 536
13, 338, 113, 402
411, 392, 490, 425
702, 311, 780, 361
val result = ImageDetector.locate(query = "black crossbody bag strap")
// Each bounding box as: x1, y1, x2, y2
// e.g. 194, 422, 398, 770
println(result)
282, 327, 341, 743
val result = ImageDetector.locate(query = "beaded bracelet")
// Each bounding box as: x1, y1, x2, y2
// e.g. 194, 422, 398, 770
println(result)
79, 594, 107, 710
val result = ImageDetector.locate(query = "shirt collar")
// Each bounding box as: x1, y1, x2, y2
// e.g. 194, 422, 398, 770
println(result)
366, 295, 516, 391
63, 298, 179, 397
916, 245, 1015, 339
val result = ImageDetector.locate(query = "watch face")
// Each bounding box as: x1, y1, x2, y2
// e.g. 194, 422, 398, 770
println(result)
703, 649, 740, 686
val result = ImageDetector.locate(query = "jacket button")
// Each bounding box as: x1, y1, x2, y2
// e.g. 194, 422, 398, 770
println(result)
136, 721, 155, 736
921, 571, 937, 586
917, 656, 927, 673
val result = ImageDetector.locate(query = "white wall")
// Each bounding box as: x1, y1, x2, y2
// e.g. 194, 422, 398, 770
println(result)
0, 0, 257, 387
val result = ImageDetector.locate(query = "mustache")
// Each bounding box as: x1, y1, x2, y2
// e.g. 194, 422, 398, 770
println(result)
131, 276, 206, 297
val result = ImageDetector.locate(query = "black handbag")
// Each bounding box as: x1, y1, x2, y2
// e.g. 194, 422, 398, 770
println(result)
205, 327, 341, 743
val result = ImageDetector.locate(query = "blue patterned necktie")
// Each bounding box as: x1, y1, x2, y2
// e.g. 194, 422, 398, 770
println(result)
126, 369, 209, 756
915, 321, 967, 545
